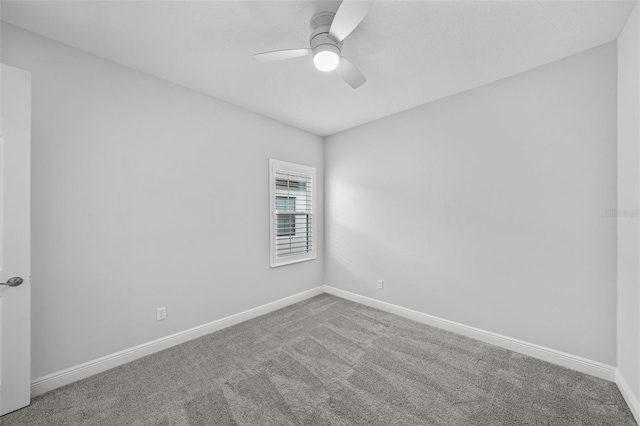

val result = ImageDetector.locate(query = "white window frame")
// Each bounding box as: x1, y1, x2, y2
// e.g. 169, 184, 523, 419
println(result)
269, 159, 316, 268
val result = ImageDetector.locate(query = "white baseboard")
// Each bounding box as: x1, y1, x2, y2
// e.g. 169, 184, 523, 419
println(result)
323, 286, 616, 382
30, 286, 324, 397
31, 285, 620, 399
617, 369, 640, 424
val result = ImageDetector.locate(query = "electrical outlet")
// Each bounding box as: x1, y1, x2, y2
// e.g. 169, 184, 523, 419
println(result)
377, 280, 383, 290
156, 307, 166, 321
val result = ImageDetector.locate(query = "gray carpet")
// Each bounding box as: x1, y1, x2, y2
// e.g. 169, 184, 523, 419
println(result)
0, 294, 635, 425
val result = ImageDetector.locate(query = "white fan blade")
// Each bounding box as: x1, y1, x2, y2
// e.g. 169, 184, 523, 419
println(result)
329, 0, 374, 42
336, 57, 366, 89
254, 48, 311, 62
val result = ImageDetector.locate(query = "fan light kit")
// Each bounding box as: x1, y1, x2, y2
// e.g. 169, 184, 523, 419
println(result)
313, 47, 340, 72
254, 1, 373, 89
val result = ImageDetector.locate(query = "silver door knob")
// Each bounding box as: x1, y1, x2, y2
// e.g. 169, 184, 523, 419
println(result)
0, 277, 23, 287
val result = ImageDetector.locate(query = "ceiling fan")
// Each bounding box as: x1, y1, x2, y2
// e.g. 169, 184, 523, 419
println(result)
254, 0, 374, 89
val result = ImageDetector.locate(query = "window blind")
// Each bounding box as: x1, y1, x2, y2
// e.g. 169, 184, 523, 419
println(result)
270, 160, 316, 267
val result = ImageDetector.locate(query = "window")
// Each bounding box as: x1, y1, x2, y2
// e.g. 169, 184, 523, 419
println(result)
270, 159, 316, 267
275, 196, 295, 236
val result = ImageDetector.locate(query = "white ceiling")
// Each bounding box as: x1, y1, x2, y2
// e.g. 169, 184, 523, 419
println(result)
1, 1, 635, 136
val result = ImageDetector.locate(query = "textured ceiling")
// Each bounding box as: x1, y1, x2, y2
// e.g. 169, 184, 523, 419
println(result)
1, 1, 636, 136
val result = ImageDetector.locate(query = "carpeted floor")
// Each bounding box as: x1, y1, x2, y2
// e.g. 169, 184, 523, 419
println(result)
0, 294, 636, 425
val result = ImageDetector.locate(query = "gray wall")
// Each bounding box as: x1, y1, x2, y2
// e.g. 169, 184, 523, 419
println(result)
1, 23, 324, 379
0, 20, 626, 381
325, 43, 618, 365
618, 1, 640, 402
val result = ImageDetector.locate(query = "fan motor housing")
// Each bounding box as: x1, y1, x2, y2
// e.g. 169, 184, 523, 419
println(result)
309, 12, 342, 55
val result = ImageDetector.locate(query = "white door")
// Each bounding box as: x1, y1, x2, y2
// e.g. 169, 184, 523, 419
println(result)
0, 64, 31, 415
